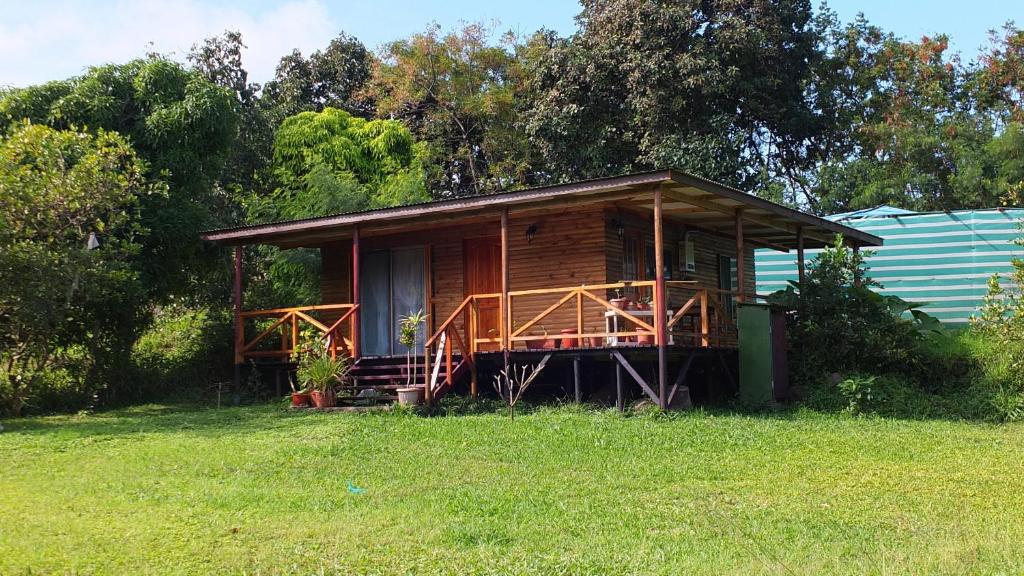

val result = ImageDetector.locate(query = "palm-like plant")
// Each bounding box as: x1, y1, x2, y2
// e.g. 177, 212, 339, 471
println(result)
296, 346, 351, 393
399, 309, 426, 387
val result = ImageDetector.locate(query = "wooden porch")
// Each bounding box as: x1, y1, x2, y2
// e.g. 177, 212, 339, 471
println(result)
208, 170, 883, 409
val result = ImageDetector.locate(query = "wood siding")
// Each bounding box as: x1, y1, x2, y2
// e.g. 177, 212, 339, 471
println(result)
318, 204, 755, 352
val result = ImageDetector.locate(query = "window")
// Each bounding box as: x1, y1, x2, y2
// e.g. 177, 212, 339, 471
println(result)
623, 237, 638, 281
644, 242, 673, 280
682, 232, 696, 272
718, 255, 738, 319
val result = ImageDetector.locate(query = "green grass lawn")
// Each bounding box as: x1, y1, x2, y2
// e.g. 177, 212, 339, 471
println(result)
2, 401, 1023, 575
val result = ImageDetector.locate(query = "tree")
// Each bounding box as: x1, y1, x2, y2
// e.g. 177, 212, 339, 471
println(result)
244, 107, 429, 307
262, 33, 374, 119
189, 30, 274, 200
369, 23, 536, 197
524, 0, 821, 193
0, 57, 239, 303
0, 123, 158, 416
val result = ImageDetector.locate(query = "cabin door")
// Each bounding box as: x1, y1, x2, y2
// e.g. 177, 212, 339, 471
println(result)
464, 237, 501, 351
360, 247, 426, 357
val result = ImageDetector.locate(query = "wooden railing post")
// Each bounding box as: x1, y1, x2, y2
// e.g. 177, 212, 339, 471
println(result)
291, 312, 299, 356
445, 331, 453, 386
424, 338, 433, 402
654, 186, 668, 409
469, 298, 478, 397
700, 290, 710, 347
233, 246, 244, 388
500, 208, 510, 360
576, 289, 584, 347
351, 227, 361, 361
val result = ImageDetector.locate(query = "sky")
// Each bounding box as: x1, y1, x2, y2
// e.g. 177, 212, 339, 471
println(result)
1, 0, 1022, 89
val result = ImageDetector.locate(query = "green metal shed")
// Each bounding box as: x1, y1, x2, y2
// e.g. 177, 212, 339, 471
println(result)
756, 207, 1024, 324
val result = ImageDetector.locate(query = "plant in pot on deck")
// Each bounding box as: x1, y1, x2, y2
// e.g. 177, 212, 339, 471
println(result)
397, 309, 426, 406
296, 346, 351, 408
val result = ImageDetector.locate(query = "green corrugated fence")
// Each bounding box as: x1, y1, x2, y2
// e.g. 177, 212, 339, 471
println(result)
755, 208, 1024, 324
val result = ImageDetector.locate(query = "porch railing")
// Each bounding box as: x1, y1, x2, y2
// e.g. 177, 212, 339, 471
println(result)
507, 281, 659, 348
238, 303, 358, 362
423, 294, 497, 402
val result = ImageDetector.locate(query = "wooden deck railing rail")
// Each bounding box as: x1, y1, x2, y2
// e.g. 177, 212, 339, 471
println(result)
238, 303, 358, 362
507, 281, 659, 348
423, 294, 499, 402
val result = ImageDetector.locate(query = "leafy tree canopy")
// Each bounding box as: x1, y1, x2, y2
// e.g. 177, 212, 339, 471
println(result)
369, 23, 537, 197
0, 57, 238, 301
0, 122, 158, 416
524, 0, 821, 192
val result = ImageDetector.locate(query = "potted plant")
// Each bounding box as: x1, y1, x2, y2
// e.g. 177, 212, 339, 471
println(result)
610, 288, 629, 310
589, 331, 604, 348
526, 325, 550, 350
396, 309, 426, 406
289, 376, 311, 408
559, 328, 578, 349
636, 328, 655, 346
295, 346, 351, 408
635, 296, 652, 311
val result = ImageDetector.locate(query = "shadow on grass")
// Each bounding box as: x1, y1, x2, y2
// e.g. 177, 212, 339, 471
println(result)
0, 399, 326, 440
2, 387, 999, 442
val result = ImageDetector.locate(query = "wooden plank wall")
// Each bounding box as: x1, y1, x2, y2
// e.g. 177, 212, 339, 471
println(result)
317, 206, 610, 343
604, 208, 756, 306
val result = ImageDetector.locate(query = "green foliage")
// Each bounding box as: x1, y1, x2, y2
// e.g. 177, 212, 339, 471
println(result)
767, 236, 964, 417
369, 22, 537, 196
243, 107, 428, 309
969, 246, 1024, 421
294, 346, 351, 393
0, 123, 153, 416
769, 237, 940, 387
0, 56, 239, 303
255, 107, 428, 221
398, 309, 426, 350
524, 0, 821, 192
128, 306, 233, 404
837, 375, 880, 414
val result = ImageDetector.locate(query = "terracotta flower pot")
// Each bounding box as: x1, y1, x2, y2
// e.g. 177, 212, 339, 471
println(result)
610, 298, 629, 310
635, 302, 650, 311
560, 328, 577, 349
291, 392, 311, 407
589, 336, 604, 348
636, 330, 655, 346
526, 339, 546, 350
310, 390, 336, 408
625, 300, 638, 311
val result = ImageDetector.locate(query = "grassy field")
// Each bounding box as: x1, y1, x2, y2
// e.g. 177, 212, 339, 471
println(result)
2, 401, 1024, 575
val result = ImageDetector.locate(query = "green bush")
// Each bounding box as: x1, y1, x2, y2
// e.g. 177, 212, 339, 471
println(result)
126, 306, 233, 403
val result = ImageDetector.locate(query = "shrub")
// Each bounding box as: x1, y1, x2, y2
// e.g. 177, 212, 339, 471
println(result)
970, 246, 1024, 422
768, 237, 942, 397
127, 306, 233, 403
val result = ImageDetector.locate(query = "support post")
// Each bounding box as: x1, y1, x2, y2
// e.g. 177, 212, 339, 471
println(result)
233, 246, 244, 388
500, 208, 510, 365
796, 226, 806, 284
351, 227, 361, 361
735, 208, 745, 303
615, 361, 624, 411
573, 356, 582, 403
653, 186, 668, 409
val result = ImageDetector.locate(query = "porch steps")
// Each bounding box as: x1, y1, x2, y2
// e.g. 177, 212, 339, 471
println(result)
349, 356, 465, 404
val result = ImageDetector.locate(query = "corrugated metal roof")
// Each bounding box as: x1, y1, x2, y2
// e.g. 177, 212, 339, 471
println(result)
827, 206, 919, 221
200, 168, 883, 250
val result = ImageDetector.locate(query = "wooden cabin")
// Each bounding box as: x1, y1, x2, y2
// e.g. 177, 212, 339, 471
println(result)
201, 169, 882, 408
